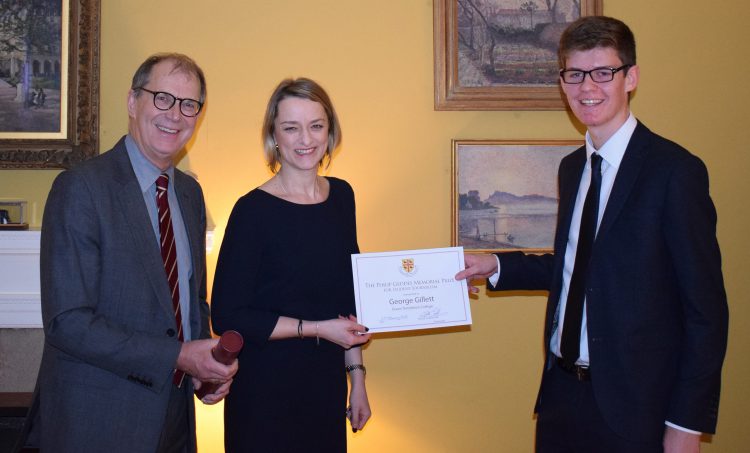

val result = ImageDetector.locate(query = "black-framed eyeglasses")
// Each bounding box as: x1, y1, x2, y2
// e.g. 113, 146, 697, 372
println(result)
559, 65, 631, 84
135, 87, 203, 117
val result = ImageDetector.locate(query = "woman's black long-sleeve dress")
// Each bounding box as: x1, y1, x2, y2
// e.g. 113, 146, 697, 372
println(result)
211, 177, 359, 453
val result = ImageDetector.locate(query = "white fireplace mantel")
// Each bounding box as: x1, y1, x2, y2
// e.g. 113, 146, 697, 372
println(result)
0, 230, 42, 328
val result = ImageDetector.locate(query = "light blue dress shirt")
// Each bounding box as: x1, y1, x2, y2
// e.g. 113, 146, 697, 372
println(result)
125, 135, 193, 340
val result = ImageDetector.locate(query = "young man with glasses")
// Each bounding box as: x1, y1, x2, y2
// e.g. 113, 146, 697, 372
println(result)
457, 16, 727, 452
21, 53, 238, 453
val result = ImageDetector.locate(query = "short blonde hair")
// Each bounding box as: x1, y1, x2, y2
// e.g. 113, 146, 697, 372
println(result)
261, 78, 342, 173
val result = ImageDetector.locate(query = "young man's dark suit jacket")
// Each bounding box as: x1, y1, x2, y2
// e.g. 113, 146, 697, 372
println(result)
492, 121, 728, 443
33, 137, 210, 453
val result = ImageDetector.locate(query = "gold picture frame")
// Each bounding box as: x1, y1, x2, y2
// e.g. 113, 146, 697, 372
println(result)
0, 0, 100, 169
451, 139, 582, 253
434, 0, 602, 110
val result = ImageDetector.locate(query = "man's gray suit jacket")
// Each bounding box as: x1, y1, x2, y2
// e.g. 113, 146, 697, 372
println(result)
35, 137, 210, 453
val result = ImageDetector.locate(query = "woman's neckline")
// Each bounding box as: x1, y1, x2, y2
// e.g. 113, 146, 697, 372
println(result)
257, 176, 333, 206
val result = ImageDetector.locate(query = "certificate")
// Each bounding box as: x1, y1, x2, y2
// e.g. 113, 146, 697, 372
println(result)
351, 247, 471, 333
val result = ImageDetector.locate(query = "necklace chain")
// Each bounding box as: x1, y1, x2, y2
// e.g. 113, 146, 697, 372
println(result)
278, 176, 319, 202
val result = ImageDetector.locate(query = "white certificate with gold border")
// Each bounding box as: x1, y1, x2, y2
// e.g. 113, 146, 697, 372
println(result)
351, 247, 471, 333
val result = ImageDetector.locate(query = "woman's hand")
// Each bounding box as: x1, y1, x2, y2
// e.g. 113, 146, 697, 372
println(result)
347, 381, 371, 432
318, 316, 371, 349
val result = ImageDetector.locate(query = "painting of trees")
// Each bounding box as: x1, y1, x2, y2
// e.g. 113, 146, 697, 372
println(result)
0, 0, 62, 132
520, 1, 539, 28
456, 0, 583, 87
435, 0, 600, 109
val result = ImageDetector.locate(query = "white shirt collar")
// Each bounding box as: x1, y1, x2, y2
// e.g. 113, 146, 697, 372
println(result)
585, 113, 637, 171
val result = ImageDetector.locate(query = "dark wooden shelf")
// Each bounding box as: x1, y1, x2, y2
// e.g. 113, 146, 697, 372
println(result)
0, 392, 33, 417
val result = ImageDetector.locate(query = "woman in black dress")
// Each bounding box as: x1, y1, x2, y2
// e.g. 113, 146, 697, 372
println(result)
211, 78, 372, 452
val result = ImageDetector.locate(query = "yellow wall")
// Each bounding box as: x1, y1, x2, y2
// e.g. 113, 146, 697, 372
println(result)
2, 0, 748, 451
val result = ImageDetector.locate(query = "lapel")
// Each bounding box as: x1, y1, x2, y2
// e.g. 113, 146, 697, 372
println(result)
545, 147, 586, 344
173, 171, 203, 334
596, 122, 652, 241
174, 172, 199, 271
110, 140, 175, 320
555, 147, 587, 257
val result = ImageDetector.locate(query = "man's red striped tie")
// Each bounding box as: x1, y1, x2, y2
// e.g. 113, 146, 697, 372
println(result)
156, 174, 185, 387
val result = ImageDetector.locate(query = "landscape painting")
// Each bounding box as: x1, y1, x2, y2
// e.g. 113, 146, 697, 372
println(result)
452, 140, 581, 252
0, 0, 64, 136
457, 0, 584, 88
434, 0, 602, 110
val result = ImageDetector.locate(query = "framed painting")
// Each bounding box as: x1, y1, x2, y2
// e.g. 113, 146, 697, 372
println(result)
0, 0, 100, 169
451, 139, 582, 253
434, 0, 602, 110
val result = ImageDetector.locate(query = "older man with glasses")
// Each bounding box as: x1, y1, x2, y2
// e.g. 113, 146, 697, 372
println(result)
18, 53, 238, 453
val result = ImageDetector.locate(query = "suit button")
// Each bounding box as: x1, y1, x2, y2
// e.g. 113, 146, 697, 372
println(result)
166, 328, 176, 337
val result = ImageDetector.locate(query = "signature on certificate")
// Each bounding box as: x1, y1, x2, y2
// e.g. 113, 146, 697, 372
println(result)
380, 314, 408, 323
418, 307, 442, 320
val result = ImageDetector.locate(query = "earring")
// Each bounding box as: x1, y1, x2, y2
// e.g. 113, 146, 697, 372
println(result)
274, 143, 280, 154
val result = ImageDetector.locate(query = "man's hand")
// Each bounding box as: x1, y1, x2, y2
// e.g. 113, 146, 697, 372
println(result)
454, 254, 499, 293
193, 377, 234, 405
663, 425, 700, 453
176, 338, 238, 383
